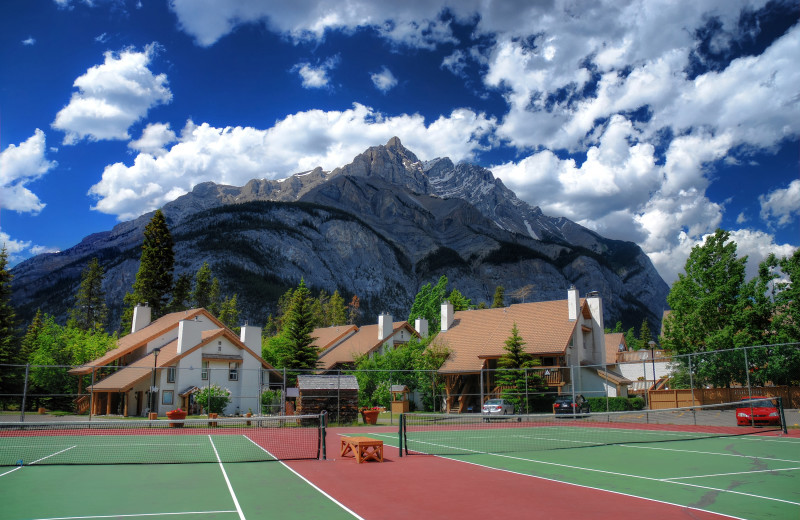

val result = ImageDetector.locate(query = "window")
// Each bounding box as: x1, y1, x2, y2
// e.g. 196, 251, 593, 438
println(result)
229, 362, 239, 381
201, 361, 209, 381
162, 390, 174, 406
167, 367, 176, 383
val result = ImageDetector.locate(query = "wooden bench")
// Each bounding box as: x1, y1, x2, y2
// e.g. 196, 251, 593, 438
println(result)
340, 436, 384, 463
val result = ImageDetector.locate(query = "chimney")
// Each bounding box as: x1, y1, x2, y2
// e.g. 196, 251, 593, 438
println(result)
378, 313, 393, 341
131, 303, 151, 334
567, 286, 579, 321
177, 319, 202, 354
414, 318, 429, 338
239, 325, 262, 352
441, 301, 454, 332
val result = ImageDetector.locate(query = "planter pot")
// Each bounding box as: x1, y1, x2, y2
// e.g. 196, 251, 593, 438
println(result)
246, 412, 252, 426
37, 407, 46, 415
148, 412, 158, 420
361, 410, 379, 425
166, 410, 187, 427
208, 412, 218, 427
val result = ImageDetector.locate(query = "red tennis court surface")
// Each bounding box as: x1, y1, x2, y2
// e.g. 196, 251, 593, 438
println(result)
286, 426, 742, 520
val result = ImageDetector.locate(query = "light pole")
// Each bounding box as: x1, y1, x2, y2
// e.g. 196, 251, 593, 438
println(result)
648, 340, 657, 386
150, 347, 162, 415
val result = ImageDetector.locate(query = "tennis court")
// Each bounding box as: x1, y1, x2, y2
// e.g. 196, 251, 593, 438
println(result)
1, 405, 798, 520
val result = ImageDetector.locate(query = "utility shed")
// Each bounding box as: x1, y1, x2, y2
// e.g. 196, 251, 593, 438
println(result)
296, 375, 359, 423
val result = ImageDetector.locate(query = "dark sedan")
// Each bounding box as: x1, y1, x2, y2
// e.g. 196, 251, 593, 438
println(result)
553, 395, 590, 416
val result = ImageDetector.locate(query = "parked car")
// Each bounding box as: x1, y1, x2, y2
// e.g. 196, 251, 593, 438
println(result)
553, 395, 590, 416
736, 396, 781, 427
482, 398, 514, 416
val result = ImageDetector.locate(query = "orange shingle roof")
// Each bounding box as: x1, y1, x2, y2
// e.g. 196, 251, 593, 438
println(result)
69, 308, 214, 375
317, 322, 416, 370
605, 333, 627, 364
434, 300, 584, 373
311, 324, 358, 352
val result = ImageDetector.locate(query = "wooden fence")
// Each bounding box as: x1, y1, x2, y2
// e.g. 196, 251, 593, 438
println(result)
648, 386, 800, 409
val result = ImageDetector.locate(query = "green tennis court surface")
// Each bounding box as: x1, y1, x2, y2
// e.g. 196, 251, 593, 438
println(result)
398, 416, 800, 520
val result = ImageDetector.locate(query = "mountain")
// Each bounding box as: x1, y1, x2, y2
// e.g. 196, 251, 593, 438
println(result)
10, 138, 669, 332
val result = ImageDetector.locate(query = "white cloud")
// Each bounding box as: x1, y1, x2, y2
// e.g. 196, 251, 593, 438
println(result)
22, 37, 36, 46
52, 43, 172, 145
128, 122, 177, 156
293, 55, 340, 89
760, 179, 800, 227
371, 66, 397, 93
728, 229, 797, 281
88, 104, 496, 220
0, 130, 57, 214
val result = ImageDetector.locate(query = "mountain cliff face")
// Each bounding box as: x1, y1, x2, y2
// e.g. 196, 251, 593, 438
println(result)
10, 138, 669, 332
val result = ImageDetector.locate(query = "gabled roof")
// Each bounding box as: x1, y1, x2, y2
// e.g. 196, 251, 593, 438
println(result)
604, 333, 627, 365
311, 324, 358, 353
69, 308, 219, 375
434, 299, 589, 373
89, 327, 280, 392
317, 321, 418, 370
594, 367, 631, 385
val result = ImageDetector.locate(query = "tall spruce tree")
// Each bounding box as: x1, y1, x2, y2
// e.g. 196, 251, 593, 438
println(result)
280, 279, 319, 382
0, 247, 20, 393
69, 257, 108, 331
496, 323, 538, 412
492, 286, 505, 308
121, 210, 174, 330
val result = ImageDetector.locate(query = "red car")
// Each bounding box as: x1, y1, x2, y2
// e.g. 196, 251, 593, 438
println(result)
736, 396, 781, 426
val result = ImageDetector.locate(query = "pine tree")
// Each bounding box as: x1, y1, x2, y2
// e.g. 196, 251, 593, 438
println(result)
192, 262, 213, 309
120, 210, 174, 329
639, 319, 653, 349
0, 247, 20, 388
208, 278, 221, 316
20, 309, 44, 363
347, 294, 360, 325
69, 257, 107, 331
327, 290, 347, 326
218, 294, 240, 330
280, 280, 319, 382
168, 273, 192, 313
492, 286, 505, 308
496, 323, 536, 412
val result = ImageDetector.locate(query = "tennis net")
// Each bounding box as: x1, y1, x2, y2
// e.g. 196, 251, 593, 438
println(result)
0, 413, 327, 466
400, 399, 786, 456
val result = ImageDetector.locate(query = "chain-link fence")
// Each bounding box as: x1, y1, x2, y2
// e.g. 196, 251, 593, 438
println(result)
1, 343, 797, 422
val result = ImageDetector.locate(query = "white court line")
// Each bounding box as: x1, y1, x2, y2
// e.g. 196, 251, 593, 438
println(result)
615, 443, 800, 464
209, 436, 246, 520
28, 511, 237, 519
0, 445, 78, 477
664, 466, 800, 480
405, 437, 800, 506
244, 435, 364, 520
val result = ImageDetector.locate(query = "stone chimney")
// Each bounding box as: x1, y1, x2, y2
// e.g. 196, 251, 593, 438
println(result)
414, 318, 429, 338
378, 313, 393, 341
177, 318, 202, 354
441, 301, 454, 332
239, 324, 262, 353
131, 303, 151, 334
567, 286, 579, 321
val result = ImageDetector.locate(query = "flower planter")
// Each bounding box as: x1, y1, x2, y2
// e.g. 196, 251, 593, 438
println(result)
208, 412, 218, 427
361, 410, 379, 425
246, 412, 253, 426
148, 412, 158, 421
166, 410, 187, 427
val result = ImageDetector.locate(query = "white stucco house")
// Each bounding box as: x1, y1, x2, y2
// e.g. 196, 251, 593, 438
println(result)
69, 304, 280, 417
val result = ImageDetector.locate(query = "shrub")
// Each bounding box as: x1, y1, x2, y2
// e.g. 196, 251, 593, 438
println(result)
629, 396, 645, 410
586, 396, 647, 412
261, 388, 282, 415
195, 385, 231, 414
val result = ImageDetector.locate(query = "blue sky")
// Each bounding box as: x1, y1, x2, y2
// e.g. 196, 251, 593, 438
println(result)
0, 0, 797, 285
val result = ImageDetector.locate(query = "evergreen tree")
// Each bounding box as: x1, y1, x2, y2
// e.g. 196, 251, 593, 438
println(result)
496, 323, 540, 412
208, 278, 221, 316
0, 247, 20, 396
20, 309, 44, 363
279, 279, 319, 382
69, 257, 107, 331
168, 273, 192, 313
218, 294, 240, 330
327, 290, 348, 326
121, 210, 174, 329
192, 262, 214, 310
447, 288, 471, 311
639, 319, 653, 349
492, 286, 505, 308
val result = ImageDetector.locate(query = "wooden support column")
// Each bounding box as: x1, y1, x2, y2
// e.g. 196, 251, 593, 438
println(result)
106, 392, 112, 415
123, 391, 129, 417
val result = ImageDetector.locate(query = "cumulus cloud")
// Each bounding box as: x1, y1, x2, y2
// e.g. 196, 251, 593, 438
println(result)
22, 37, 36, 46
370, 66, 397, 93
88, 104, 496, 220
760, 179, 800, 227
0, 130, 58, 214
52, 43, 172, 144
292, 55, 340, 89
128, 122, 177, 156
